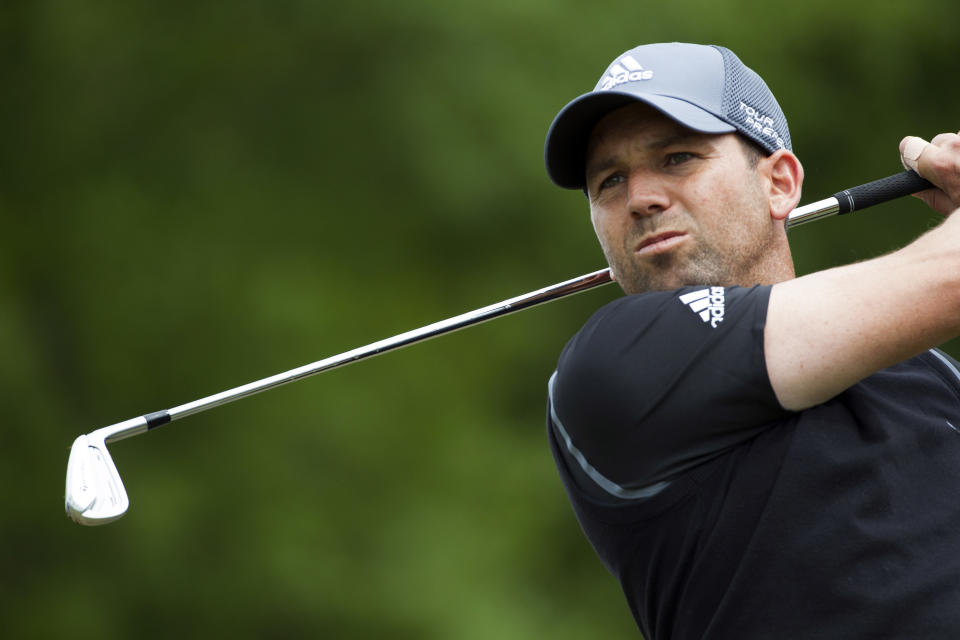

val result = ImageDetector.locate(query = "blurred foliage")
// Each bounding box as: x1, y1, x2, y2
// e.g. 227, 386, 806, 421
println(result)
2, 0, 958, 637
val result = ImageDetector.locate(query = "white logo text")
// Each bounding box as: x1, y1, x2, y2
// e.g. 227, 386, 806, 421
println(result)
599, 55, 654, 91
738, 101, 785, 149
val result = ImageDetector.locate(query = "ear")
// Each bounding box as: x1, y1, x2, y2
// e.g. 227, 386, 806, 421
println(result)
761, 150, 804, 222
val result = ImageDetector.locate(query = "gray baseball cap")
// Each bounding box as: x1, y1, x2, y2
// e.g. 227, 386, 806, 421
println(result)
544, 43, 792, 189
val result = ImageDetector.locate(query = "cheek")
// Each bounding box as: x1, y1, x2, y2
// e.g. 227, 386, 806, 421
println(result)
590, 209, 629, 259
689, 176, 761, 229
701, 184, 768, 250
589, 206, 612, 244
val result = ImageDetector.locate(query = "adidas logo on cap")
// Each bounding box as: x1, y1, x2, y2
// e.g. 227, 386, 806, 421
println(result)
598, 55, 654, 91
678, 287, 726, 328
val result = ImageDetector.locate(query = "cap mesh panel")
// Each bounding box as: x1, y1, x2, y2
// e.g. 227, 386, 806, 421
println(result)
714, 46, 792, 153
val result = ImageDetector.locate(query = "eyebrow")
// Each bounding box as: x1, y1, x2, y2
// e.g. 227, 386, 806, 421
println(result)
649, 131, 708, 150
585, 131, 714, 180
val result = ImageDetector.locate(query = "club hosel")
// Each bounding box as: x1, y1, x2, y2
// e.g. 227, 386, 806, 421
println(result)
93, 416, 149, 444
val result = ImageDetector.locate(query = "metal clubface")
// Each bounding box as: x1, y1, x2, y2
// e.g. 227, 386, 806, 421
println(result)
64, 170, 932, 526
65, 418, 147, 525
65, 435, 128, 525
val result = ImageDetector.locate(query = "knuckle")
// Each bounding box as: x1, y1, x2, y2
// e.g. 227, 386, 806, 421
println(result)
927, 152, 953, 174
926, 153, 960, 197
931, 132, 960, 149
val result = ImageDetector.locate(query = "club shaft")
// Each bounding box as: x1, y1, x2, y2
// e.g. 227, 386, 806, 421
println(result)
96, 169, 931, 443
786, 197, 840, 228
99, 269, 612, 443
166, 267, 614, 421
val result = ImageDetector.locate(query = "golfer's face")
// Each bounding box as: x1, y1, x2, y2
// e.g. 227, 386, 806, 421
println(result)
585, 103, 775, 294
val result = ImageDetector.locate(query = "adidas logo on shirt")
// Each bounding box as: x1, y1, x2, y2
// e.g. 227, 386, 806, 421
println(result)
678, 287, 726, 328
598, 55, 654, 91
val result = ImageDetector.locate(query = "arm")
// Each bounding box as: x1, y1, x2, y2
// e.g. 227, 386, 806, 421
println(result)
766, 131, 960, 411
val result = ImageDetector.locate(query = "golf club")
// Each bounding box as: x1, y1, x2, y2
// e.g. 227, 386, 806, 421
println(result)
65, 169, 932, 526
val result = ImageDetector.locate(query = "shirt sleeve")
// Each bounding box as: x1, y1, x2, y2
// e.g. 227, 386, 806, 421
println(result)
550, 284, 787, 491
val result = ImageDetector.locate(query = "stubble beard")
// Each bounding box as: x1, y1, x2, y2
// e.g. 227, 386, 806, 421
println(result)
606, 200, 778, 295
606, 234, 747, 294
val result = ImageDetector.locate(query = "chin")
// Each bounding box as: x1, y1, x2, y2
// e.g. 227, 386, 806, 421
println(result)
617, 267, 719, 295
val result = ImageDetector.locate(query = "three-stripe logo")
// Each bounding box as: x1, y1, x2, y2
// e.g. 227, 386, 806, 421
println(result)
678, 287, 726, 328
598, 55, 654, 90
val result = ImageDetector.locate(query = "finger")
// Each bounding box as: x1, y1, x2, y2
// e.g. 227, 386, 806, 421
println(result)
930, 132, 960, 148
899, 136, 929, 172
899, 134, 960, 215
914, 136, 960, 197
912, 190, 955, 217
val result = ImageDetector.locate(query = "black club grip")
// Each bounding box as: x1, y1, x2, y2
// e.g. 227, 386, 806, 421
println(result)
833, 170, 933, 214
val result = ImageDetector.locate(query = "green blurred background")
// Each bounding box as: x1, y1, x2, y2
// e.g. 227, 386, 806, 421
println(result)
3, 0, 959, 637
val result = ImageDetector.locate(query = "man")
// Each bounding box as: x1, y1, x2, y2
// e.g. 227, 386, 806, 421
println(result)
543, 42, 960, 638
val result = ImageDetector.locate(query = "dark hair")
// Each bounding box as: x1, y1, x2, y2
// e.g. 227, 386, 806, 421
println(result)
737, 135, 765, 169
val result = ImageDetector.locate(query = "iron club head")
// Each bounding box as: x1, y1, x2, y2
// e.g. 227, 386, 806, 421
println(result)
65, 432, 130, 526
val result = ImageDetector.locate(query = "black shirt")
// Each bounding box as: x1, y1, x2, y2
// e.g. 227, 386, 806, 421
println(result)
548, 285, 960, 639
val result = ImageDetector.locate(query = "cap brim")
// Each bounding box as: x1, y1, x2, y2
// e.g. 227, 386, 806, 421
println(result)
544, 91, 736, 189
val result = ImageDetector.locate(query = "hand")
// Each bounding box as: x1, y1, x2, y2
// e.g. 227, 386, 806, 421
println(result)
900, 132, 960, 215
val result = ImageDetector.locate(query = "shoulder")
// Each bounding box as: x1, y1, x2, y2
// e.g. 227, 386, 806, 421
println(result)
552, 284, 777, 446
548, 283, 783, 487
558, 284, 772, 376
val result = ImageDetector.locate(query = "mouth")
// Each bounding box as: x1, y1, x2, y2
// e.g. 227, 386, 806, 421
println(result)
634, 231, 688, 256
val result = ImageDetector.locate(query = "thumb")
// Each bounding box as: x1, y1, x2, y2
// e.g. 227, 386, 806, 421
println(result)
899, 136, 929, 173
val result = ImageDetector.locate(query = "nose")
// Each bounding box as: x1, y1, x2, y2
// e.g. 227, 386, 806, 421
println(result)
625, 173, 670, 217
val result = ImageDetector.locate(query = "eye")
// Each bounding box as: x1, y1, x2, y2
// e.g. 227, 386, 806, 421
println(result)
665, 152, 696, 166
597, 172, 625, 191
